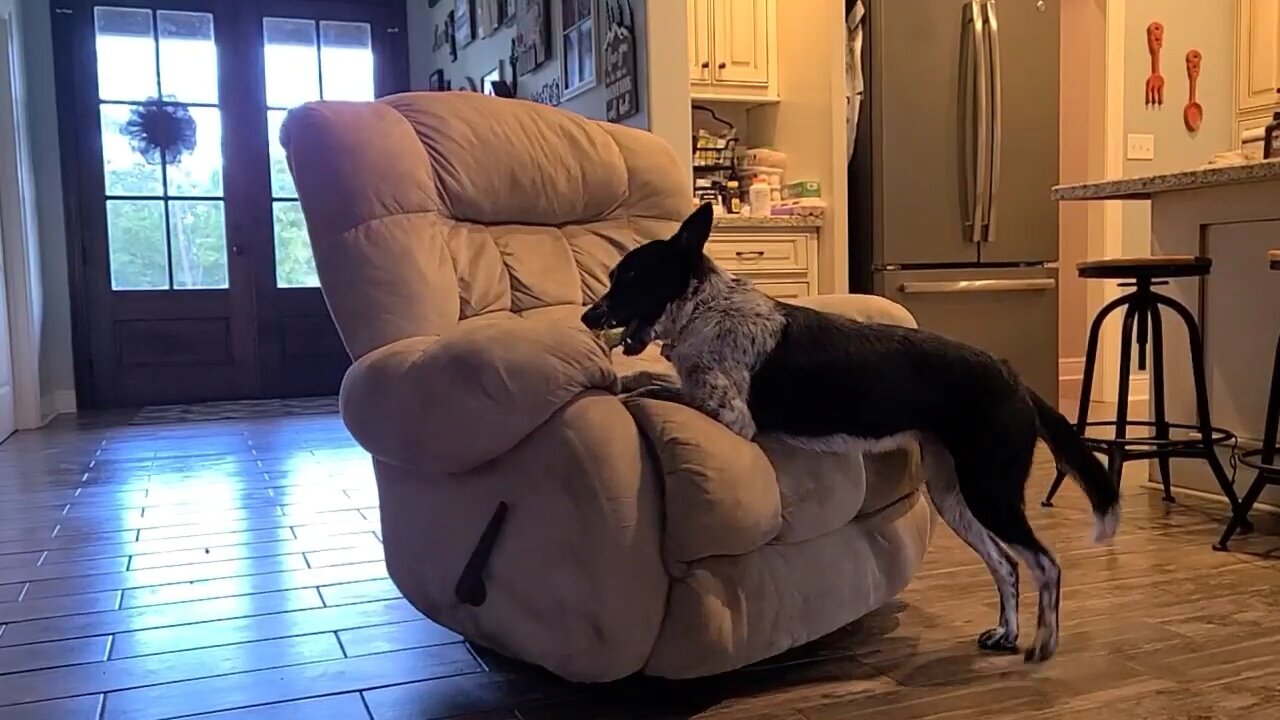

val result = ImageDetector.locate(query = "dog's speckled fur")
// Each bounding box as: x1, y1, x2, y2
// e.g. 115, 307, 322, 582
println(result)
583, 204, 1120, 663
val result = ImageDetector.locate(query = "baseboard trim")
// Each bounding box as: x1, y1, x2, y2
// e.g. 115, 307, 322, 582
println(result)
1059, 357, 1148, 404
38, 391, 78, 427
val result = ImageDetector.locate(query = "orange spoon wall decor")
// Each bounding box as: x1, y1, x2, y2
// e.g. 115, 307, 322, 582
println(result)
1145, 21, 1165, 107
1184, 49, 1203, 132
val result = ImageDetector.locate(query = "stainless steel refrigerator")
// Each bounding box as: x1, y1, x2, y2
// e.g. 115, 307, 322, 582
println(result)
849, 0, 1060, 401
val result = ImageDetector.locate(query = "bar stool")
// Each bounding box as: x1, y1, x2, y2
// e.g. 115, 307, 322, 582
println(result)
1042, 256, 1252, 536
1214, 250, 1280, 550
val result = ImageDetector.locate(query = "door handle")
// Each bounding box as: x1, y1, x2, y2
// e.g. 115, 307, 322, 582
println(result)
969, 0, 990, 244
984, 0, 1003, 243
898, 278, 1056, 294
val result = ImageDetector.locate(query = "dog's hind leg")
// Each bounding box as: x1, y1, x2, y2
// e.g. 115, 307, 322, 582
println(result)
1004, 529, 1061, 663
954, 438, 1062, 663
919, 439, 1020, 653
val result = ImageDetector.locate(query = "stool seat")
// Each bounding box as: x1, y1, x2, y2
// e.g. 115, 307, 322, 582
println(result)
1078, 256, 1212, 280
1270, 249, 1279, 271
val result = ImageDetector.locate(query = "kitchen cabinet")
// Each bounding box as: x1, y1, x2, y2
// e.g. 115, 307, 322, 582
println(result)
708, 226, 819, 297
1235, 0, 1280, 118
688, 0, 778, 102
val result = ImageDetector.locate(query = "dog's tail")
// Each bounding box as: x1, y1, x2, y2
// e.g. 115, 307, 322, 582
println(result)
1029, 389, 1121, 544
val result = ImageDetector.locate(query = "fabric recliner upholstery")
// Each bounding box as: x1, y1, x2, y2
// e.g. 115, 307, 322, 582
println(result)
281, 91, 934, 681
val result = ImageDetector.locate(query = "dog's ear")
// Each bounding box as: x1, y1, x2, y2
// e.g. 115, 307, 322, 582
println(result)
671, 203, 714, 257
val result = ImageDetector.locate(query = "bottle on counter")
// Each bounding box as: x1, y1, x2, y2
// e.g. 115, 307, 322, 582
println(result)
725, 180, 742, 214
748, 176, 772, 217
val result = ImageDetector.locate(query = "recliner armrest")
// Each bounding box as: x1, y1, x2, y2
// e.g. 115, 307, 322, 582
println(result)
340, 319, 620, 473
787, 294, 918, 329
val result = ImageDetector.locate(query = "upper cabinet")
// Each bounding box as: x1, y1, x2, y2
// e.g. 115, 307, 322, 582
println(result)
1236, 0, 1280, 117
689, 0, 778, 102
689, 0, 712, 84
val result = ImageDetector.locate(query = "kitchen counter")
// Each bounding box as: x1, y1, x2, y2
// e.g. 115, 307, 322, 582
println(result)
1052, 158, 1280, 201
1055, 174, 1280, 511
711, 214, 824, 229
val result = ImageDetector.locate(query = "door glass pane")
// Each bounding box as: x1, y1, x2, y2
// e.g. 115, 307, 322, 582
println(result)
100, 103, 163, 195
264, 18, 320, 108
273, 202, 318, 288
266, 110, 296, 198
319, 22, 374, 101
578, 21, 594, 83
157, 11, 218, 104
166, 106, 224, 197
107, 200, 168, 290
168, 200, 228, 289
95, 7, 158, 102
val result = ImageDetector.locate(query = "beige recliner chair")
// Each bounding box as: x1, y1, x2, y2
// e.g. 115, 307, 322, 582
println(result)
282, 92, 934, 682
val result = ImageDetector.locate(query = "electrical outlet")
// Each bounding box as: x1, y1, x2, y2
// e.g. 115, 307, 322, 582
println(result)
1127, 133, 1156, 160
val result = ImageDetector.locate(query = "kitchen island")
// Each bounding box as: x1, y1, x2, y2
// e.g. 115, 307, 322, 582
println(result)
1054, 159, 1280, 508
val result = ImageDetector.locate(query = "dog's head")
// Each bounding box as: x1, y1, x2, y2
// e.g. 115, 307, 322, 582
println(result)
581, 203, 714, 356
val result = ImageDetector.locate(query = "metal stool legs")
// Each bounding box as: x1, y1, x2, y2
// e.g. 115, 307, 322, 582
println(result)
1215, 335, 1280, 550
1042, 284, 1250, 537
1042, 293, 1131, 507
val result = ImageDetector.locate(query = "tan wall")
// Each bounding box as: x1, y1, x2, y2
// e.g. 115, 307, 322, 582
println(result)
1059, 0, 1107, 385
1120, 0, 1237, 256
745, 0, 848, 293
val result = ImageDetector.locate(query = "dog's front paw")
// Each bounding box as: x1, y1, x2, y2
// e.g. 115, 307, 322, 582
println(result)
1022, 629, 1058, 663
977, 628, 1019, 654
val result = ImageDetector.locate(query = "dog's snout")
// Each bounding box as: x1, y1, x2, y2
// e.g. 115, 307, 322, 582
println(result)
581, 303, 609, 330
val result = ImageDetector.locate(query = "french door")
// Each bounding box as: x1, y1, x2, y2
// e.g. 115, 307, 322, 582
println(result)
54, 0, 407, 409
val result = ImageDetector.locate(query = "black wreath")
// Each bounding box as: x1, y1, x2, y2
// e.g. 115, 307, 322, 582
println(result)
122, 97, 198, 166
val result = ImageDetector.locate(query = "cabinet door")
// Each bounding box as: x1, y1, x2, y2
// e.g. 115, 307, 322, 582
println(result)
711, 0, 769, 86
688, 0, 711, 83
1237, 0, 1280, 115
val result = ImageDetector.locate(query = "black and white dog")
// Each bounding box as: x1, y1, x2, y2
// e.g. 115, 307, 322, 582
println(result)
582, 203, 1120, 663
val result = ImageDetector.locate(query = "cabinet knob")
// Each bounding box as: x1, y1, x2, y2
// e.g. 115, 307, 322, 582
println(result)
718, 62, 727, 69
701, 61, 709, 69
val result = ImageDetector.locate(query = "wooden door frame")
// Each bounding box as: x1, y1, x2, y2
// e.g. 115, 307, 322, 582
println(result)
51, 0, 407, 410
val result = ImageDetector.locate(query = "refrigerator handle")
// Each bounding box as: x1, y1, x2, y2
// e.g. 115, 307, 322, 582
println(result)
984, 0, 1003, 244
969, 0, 990, 245
898, 278, 1057, 294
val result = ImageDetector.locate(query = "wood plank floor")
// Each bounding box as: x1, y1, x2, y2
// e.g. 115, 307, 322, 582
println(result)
0, 412, 1277, 719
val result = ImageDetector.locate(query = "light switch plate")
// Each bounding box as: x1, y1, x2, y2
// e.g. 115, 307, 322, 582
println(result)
1127, 133, 1155, 160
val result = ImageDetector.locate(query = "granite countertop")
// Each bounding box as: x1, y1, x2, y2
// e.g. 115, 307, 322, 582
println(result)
712, 214, 824, 229
1052, 158, 1280, 201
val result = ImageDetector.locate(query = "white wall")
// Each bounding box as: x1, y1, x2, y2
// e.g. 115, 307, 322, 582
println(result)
407, 1, 646, 126
406, 1, 692, 194
16, 0, 75, 417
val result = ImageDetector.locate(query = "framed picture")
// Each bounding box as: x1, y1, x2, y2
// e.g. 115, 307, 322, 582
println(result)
561, 0, 596, 99
429, 0, 443, 7
454, 0, 474, 47
514, 0, 550, 75
476, 0, 501, 39
603, 0, 639, 122
428, 69, 447, 91
501, 0, 516, 27
482, 63, 502, 95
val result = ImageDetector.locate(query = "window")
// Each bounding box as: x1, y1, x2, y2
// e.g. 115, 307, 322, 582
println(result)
96, 7, 227, 291
263, 17, 375, 288
560, 0, 595, 98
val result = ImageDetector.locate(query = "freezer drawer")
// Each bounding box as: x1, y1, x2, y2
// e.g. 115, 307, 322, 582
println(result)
874, 267, 1059, 403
